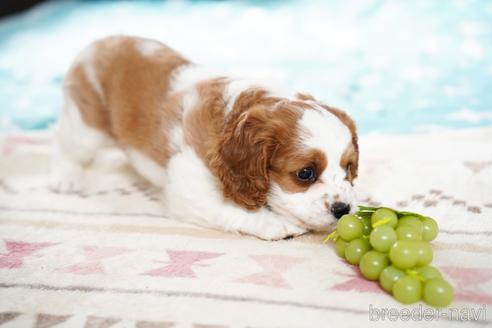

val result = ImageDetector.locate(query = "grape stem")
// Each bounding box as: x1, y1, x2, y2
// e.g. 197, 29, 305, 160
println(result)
406, 269, 426, 282
372, 218, 391, 228
357, 205, 380, 212
323, 230, 337, 244
357, 205, 428, 219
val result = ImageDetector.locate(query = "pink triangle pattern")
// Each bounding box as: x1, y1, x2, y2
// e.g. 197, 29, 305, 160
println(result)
142, 250, 223, 278
0, 239, 56, 269
59, 246, 129, 275
330, 262, 384, 293
234, 255, 305, 289
2, 135, 45, 156
442, 266, 492, 304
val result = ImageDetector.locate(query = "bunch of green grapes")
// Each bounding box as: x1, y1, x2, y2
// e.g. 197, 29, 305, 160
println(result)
329, 206, 453, 307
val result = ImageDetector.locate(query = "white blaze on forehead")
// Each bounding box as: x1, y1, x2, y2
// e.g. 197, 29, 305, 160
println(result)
299, 108, 351, 177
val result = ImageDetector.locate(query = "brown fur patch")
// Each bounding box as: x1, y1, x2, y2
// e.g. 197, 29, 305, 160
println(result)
65, 66, 108, 131
340, 142, 358, 183
296, 92, 316, 102
207, 90, 297, 209
64, 36, 190, 166
183, 77, 228, 161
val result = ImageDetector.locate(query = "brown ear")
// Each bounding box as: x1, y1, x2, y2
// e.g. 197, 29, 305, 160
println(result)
208, 106, 276, 210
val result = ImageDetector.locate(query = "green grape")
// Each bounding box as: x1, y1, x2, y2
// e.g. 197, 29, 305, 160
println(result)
344, 238, 371, 265
415, 241, 433, 267
421, 217, 439, 241
379, 265, 405, 293
371, 208, 398, 228
416, 266, 442, 281
359, 251, 389, 280
392, 275, 422, 304
423, 278, 454, 307
396, 226, 422, 241
369, 226, 397, 252
361, 216, 372, 235
398, 216, 424, 233
337, 215, 363, 241
335, 239, 349, 258
389, 240, 420, 269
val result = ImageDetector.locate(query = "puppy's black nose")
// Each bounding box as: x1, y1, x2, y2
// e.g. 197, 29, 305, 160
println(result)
331, 202, 351, 219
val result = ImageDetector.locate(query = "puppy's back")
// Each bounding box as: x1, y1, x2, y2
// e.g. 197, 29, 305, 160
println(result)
63, 35, 190, 166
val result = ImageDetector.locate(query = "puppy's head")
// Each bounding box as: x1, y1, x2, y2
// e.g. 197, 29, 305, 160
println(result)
210, 91, 358, 230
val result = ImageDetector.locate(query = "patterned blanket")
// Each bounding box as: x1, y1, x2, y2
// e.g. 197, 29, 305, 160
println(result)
0, 128, 491, 327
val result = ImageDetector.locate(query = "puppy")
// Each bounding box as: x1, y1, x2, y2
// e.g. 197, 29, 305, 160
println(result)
51, 36, 359, 240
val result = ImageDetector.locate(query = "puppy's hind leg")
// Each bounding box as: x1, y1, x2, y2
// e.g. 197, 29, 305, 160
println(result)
49, 95, 111, 193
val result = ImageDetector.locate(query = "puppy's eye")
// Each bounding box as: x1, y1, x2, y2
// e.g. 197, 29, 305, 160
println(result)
296, 167, 316, 182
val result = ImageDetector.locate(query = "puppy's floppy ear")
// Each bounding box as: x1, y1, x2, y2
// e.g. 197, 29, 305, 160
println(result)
209, 106, 277, 210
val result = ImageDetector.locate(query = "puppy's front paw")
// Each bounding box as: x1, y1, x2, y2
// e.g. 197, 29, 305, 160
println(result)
49, 170, 84, 194
282, 220, 307, 239
254, 220, 307, 241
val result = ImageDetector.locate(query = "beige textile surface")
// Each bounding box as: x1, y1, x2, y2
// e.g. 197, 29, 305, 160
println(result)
0, 128, 491, 327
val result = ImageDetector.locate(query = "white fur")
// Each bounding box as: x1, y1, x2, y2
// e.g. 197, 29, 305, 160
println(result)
163, 147, 305, 239
136, 39, 163, 56
50, 93, 111, 193
126, 148, 167, 187
222, 78, 293, 114
170, 64, 224, 92
181, 87, 200, 115
169, 125, 185, 152
268, 108, 356, 230
73, 46, 104, 99
223, 79, 263, 114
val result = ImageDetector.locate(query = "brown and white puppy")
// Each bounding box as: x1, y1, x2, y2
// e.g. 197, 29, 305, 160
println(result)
51, 35, 359, 240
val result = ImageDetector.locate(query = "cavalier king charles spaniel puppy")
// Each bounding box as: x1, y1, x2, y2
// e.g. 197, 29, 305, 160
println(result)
51, 36, 359, 240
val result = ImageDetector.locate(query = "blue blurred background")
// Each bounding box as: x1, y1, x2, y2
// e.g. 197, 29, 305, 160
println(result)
0, 0, 491, 134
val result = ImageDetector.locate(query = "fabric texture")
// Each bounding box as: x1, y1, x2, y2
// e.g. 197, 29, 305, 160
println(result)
0, 128, 491, 327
